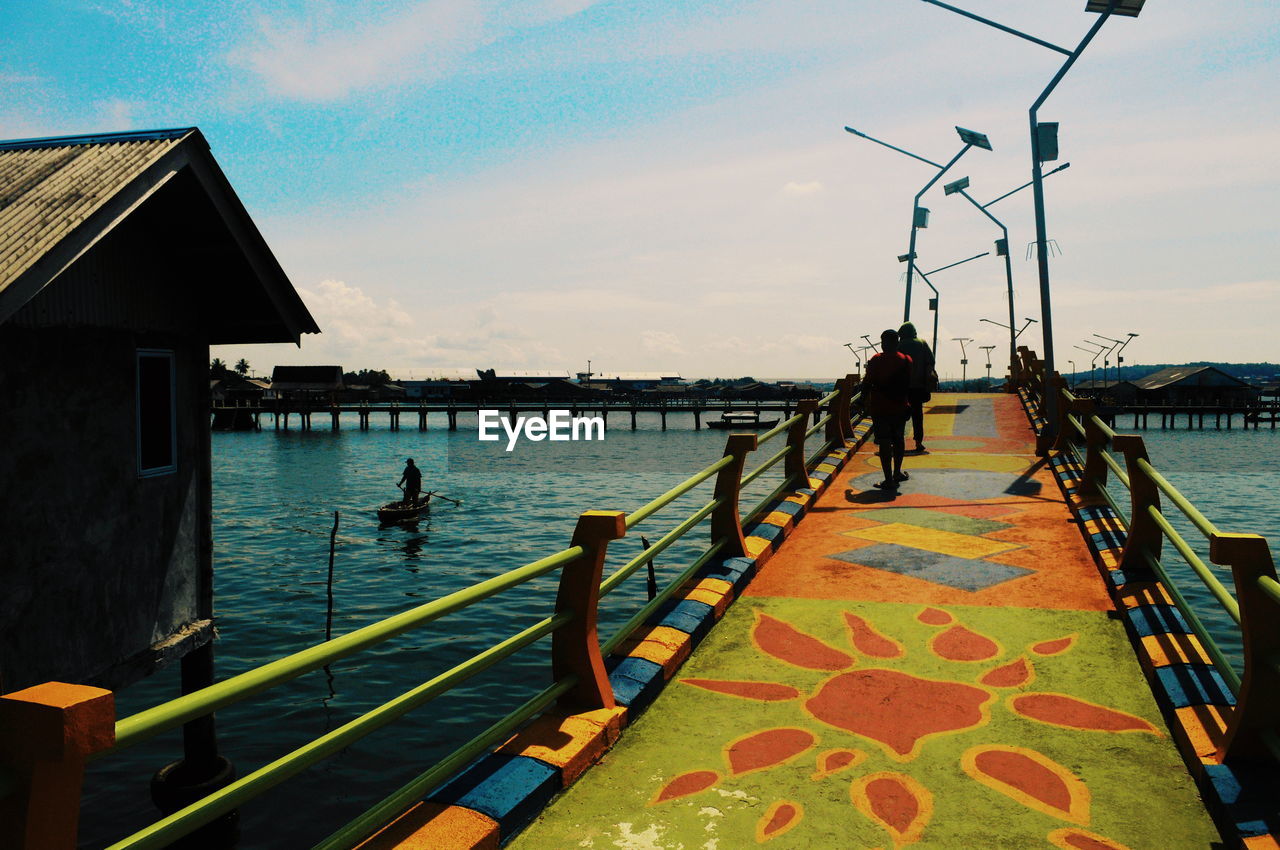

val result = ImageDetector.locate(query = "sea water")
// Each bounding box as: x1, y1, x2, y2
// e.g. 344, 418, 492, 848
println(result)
77, 412, 1280, 848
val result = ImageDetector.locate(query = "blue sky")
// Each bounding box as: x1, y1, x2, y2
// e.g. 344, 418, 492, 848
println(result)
5, 0, 1278, 379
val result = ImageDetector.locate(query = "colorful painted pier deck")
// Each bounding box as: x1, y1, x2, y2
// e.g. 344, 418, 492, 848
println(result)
500, 393, 1227, 849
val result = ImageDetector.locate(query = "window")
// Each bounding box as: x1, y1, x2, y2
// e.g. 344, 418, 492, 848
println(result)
137, 349, 176, 476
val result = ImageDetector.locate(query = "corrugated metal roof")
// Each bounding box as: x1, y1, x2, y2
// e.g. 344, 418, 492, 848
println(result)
1133, 365, 1250, 391
0, 128, 193, 299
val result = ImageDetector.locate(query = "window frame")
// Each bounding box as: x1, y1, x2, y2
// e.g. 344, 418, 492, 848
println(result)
136, 348, 177, 478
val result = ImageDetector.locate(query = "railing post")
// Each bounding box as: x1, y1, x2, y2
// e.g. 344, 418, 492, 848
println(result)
711, 433, 758, 559
552, 511, 626, 712
826, 378, 853, 444
1073, 399, 1108, 497
1113, 435, 1162, 573
1211, 533, 1280, 763
0, 682, 115, 849
1041, 374, 1070, 455
784, 400, 818, 486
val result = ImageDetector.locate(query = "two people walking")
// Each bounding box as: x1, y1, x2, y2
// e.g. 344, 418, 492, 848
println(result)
863, 323, 934, 490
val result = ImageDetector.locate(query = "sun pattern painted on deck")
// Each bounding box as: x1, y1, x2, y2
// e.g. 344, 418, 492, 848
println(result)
648, 604, 1163, 847
512, 395, 1221, 850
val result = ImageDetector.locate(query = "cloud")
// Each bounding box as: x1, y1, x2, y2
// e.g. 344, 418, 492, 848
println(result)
225, 0, 608, 102
641, 331, 686, 356
228, 1, 490, 101
781, 181, 823, 196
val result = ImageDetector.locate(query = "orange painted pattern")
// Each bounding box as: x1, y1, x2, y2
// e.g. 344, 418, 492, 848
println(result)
752, 611, 854, 671
850, 772, 933, 848
1009, 693, 1162, 736
962, 745, 1091, 825
725, 728, 816, 776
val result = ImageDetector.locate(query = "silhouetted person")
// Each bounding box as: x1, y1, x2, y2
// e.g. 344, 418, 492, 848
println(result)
864, 329, 912, 489
899, 321, 934, 453
398, 458, 422, 505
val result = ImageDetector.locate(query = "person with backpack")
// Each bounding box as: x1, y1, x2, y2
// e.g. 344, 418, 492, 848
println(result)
898, 321, 935, 453
863, 328, 913, 489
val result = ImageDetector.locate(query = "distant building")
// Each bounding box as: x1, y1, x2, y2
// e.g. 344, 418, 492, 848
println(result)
271, 365, 343, 402
575, 371, 683, 392
0, 128, 318, 691
1071, 379, 1138, 403
396, 369, 477, 400
1132, 366, 1258, 404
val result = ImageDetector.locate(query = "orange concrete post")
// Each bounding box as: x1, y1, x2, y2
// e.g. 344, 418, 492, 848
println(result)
1113, 435, 1162, 573
826, 378, 853, 444
1047, 375, 1071, 453
1211, 533, 1280, 763
711, 433, 758, 559
784, 400, 818, 487
552, 511, 626, 712
0, 682, 115, 849
1072, 399, 1109, 497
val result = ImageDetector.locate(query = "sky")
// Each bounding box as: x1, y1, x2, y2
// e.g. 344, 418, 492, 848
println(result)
4, 0, 1278, 381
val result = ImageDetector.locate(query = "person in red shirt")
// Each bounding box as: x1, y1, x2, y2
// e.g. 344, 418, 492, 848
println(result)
863, 328, 913, 489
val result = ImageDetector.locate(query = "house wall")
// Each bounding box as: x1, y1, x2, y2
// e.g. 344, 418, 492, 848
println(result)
0, 219, 212, 692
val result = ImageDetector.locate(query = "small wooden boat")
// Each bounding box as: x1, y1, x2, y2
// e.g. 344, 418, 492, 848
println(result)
707, 411, 780, 430
377, 495, 431, 523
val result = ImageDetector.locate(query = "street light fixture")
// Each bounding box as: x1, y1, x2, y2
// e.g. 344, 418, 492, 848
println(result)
1067, 359, 1077, 389
861, 334, 880, 353
844, 342, 862, 371
981, 344, 997, 389
1073, 341, 1106, 389
954, 337, 973, 390
1091, 333, 1125, 386
980, 316, 1038, 339
910, 251, 990, 356
920, 0, 1147, 442
943, 164, 1070, 388
845, 124, 993, 322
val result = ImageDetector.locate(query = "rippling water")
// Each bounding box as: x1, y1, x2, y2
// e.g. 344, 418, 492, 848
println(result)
77, 412, 1280, 848
80, 412, 794, 848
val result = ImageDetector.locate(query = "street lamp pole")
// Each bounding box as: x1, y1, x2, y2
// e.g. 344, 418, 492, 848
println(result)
1067, 359, 1077, 389
920, 0, 1145, 443
909, 251, 989, 356
1074, 342, 1105, 389
1092, 333, 1123, 386
844, 342, 862, 372
845, 124, 992, 322
944, 163, 1069, 389
981, 345, 997, 389
954, 337, 973, 390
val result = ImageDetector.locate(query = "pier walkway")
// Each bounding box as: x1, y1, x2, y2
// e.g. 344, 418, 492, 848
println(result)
509, 393, 1220, 848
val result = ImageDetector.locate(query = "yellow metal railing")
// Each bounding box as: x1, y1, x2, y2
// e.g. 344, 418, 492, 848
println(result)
1016, 348, 1280, 766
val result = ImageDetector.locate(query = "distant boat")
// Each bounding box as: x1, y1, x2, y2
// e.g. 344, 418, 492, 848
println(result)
377, 495, 431, 524
707, 410, 780, 430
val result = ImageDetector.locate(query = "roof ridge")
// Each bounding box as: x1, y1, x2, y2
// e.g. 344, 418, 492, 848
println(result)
0, 127, 197, 153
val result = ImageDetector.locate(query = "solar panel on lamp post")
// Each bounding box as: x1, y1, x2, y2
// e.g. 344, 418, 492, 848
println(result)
844, 124, 992, 323
944, 164, 1069, 392
919, 0, 1147, 445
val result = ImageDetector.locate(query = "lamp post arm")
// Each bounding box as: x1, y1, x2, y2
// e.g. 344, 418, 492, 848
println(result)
924, 251, 989, 276
906, 142, 972, 322
981, 162, 1070, 209
919, 0, 1072, 56
913, 264, 941, 355
844, 127, 944, 169
962, 188, 1018, 386
1029, 7, 1112, 442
